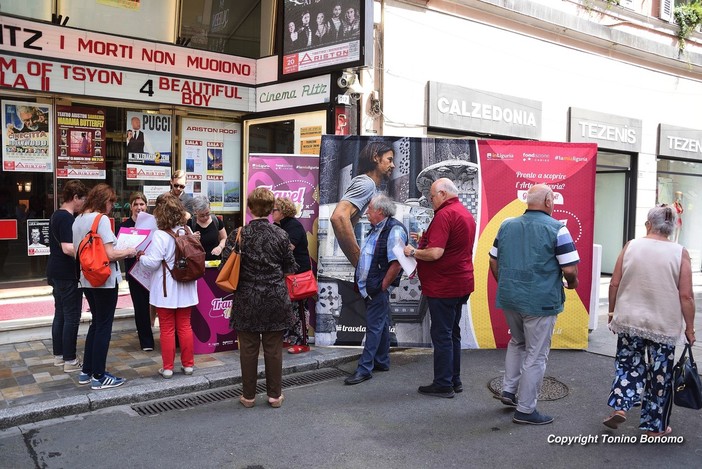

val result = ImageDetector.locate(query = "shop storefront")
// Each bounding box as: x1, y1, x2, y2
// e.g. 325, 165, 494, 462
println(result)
657, 124, 702, 272
568, 108, 641, 274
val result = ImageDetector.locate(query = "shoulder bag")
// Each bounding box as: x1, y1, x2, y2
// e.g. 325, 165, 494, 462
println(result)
286, 267, 318, 301
216, 228, 241, 293
673, 343, 702, 410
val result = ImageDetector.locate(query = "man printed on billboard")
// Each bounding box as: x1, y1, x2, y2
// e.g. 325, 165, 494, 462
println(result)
330, 140, 395, 268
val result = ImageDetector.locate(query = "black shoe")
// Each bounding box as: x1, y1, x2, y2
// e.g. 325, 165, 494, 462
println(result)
373, 363, 390, 372
453, 383, 463, 393
493, 391, 517, 407
344, 371, 372, 385
513, 409, 553, 425
418, 383, 455, 398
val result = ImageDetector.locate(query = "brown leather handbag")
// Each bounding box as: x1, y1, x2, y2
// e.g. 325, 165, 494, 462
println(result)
216, 228, 241, 293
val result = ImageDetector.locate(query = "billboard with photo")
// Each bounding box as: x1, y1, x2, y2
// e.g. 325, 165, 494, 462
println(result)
316, 135, 597, 349
279, 0, 372, 78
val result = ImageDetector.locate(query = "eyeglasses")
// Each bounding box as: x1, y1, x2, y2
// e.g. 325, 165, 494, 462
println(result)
272, 208, 280, 212
197, 211, 211, 218
172, 184, 185, 190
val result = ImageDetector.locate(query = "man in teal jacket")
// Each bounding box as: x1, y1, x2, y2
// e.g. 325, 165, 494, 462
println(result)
489, 184, 579, 425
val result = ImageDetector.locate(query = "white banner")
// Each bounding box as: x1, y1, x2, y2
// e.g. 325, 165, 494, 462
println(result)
0, 56, 255, 112
181, 118, 242, 211
0, 15, 256, 85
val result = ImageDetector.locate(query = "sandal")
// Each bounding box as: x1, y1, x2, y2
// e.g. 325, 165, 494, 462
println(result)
239, 396, 255, 408
268, 394, 284, 408
603, 411, 626, 429
288, 345, 311, 354
645, 426, 672, 437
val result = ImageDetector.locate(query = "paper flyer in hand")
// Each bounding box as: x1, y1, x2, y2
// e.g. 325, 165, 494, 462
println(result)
115, 227, 150, 251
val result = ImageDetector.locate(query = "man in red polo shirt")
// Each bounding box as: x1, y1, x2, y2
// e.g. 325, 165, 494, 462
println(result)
403, 177, 476, 398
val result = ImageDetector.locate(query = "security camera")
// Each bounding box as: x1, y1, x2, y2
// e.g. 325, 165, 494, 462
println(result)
345, 80, 364, 100
337, 71, 357, 89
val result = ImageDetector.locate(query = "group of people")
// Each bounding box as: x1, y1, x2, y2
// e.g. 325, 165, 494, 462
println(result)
335, 154, 694, 436
48, 160, 695, 430
286, 3, 360, 51
48, 171, 313, 401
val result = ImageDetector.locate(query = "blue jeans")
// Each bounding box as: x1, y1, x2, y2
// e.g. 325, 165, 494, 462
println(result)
49, 278, 83, 361
82, 286, 118, 378
356, 290, 391, 376
427, 295, 469, 388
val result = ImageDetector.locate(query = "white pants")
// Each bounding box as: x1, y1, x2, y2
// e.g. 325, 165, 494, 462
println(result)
502, 310, 557, 414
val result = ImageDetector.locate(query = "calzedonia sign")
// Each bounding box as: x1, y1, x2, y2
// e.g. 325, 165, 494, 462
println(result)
658, 124, 702, 161
428, 81, 542, 139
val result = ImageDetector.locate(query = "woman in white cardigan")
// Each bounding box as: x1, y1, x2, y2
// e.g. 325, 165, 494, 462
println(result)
137, 193, 198, 378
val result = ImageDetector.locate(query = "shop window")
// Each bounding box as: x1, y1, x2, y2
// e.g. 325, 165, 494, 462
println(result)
59, 1, 177, 43
657, 159, 702, 272
180, 0, 269, 58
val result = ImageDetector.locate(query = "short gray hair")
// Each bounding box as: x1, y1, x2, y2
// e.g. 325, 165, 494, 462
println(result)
370, 194, 396, 217
187, 195, 210, 215
647, 205, 675, 237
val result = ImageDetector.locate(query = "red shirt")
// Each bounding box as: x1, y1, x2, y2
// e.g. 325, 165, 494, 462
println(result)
416, 197, 476, 298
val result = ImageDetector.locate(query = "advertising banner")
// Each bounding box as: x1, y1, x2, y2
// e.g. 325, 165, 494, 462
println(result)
27, 219, 50, 256
126, 111, 172, 181
55, 105, 106, 179
180, 118, 241, 211
473, 140, 597, 349
280, 0, 366, 76
1, 100, 52, 172
316, 135, 596, 349
247, 153, 320, 242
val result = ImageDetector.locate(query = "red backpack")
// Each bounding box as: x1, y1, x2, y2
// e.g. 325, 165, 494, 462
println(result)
77, 214, 112, 287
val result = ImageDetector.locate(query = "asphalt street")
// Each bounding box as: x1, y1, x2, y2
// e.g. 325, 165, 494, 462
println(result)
1, 347, 700, 469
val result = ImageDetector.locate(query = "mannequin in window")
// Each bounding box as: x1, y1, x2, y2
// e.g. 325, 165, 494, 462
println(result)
673, 191, 683, 243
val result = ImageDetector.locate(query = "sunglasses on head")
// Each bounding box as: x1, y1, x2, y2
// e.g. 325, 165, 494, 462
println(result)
172, 184, 185, 190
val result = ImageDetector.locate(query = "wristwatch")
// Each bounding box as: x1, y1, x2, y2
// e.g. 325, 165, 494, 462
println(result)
409, 248, 416, 257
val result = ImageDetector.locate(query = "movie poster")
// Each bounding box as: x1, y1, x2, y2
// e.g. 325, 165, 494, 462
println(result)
2, 100, 52, 172
316, 135, 597, 349
180, 118, 241, 211
55, 106, 106, 179
125, 111, 172, 181
27, 219, 50, 256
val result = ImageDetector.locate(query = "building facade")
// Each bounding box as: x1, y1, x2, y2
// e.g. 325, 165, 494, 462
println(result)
1, 0, 701, 293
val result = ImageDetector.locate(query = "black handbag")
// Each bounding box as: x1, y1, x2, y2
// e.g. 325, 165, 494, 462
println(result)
672, 344, 702, 410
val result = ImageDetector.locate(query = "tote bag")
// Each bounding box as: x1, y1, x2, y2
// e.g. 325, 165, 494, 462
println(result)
216, 228, 241, 293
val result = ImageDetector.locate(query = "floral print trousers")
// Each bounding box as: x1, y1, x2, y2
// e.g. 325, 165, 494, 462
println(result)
607, 333, 675, 432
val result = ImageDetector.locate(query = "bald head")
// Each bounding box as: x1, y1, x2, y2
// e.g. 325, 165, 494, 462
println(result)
429, 178, 459, 210
526, 184, 554, 214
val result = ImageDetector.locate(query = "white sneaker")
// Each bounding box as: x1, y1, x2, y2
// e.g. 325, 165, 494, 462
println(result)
159, 368, 173, 379
181, 366, 194, 375
63, 358, 82, 373
54, 355, 64, 367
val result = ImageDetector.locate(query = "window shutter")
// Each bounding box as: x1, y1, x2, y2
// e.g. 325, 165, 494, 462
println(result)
660, 0, 673, 22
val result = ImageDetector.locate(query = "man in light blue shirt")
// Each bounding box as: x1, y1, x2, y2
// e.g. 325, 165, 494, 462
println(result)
345, 194, 407, 385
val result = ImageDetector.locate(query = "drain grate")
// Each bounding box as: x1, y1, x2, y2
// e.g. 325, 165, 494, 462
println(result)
132, 368, 348, 416
487, 376, 569, 401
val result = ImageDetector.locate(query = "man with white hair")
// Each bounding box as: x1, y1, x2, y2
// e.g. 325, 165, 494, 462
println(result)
345, 194, 407, 385
403, 178, 476, 398
488, 183, 579, 425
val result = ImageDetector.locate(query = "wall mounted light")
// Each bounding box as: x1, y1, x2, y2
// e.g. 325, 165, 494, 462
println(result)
24, 182, 32, 192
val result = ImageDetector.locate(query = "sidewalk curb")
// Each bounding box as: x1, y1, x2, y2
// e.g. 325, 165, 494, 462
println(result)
0, 351, 361, 430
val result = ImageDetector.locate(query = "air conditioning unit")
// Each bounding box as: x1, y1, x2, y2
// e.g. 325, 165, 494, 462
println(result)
659, 0, 673, 22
